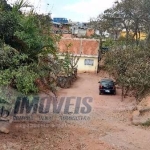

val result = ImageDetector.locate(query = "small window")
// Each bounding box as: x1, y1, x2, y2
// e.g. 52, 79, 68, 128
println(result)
84, 59, 94, 66
101, 81, 114, 86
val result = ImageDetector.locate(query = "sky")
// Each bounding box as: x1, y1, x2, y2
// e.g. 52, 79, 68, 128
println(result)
7, 0, 116, 22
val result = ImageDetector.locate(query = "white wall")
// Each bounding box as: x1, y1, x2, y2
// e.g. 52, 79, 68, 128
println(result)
59, 55, 98, 73
77, 56, 98, 73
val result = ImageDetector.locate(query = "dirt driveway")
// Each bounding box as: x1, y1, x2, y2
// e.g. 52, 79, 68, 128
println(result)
0, 72, 150, 150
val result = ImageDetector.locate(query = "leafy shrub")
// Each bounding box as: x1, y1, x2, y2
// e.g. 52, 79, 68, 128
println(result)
104, 45, 150, 101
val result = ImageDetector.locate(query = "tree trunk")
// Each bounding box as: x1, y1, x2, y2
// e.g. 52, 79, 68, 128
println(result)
121, 86, 124, 101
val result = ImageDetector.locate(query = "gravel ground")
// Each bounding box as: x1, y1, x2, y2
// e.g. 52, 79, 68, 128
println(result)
0, 72, 150, 150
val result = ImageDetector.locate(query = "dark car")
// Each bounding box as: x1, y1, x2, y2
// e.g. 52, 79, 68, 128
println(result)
98, 78, 116, 95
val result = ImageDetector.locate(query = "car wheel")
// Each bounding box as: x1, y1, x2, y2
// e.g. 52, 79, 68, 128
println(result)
113, 91, 116, 95
99, 91, 102, 95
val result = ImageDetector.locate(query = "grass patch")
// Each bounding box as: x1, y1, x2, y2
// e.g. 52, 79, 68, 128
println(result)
141, 119, 150, 126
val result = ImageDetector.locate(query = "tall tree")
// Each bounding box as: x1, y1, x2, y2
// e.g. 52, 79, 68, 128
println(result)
94, 0, 150, 45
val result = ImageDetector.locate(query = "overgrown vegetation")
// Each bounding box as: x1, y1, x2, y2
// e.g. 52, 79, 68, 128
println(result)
90, 0, 150, 101
104, 44, 150, 101
90, 0, 150, 45
0, 0, 79, 107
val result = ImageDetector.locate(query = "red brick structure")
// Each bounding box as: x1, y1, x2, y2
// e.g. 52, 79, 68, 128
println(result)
57, 38, 100, 73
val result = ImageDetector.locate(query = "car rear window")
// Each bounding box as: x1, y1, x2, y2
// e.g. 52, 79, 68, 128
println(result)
101, 81, 114, 86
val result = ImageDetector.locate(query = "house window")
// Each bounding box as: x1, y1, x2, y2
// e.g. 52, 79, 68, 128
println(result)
84, 59, 94, 66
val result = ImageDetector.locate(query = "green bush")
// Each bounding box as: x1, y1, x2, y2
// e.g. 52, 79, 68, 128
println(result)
104, 45, 150, 101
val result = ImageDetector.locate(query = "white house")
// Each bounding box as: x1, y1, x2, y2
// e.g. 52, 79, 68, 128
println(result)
58, 38, 100, 73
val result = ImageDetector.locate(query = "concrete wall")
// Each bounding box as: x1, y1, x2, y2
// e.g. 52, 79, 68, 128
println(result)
58, 38, 100, 55
77, 29, 86, 37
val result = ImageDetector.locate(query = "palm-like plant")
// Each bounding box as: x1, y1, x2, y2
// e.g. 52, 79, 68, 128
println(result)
12, 0, 33, 12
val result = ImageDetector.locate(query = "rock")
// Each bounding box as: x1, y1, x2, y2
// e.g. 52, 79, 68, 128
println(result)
139, 96, 150, 107
132, 118, 142, 125
138, 107, 150, 113
131, 109, 150, 126
132, 117, 150, 126
132, 110, 140, 118
137, 105, 143, 110
129, 110, 140, 122
0, 120, 10, 134
0, 126, 9, 134
51, 124, 55, 128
